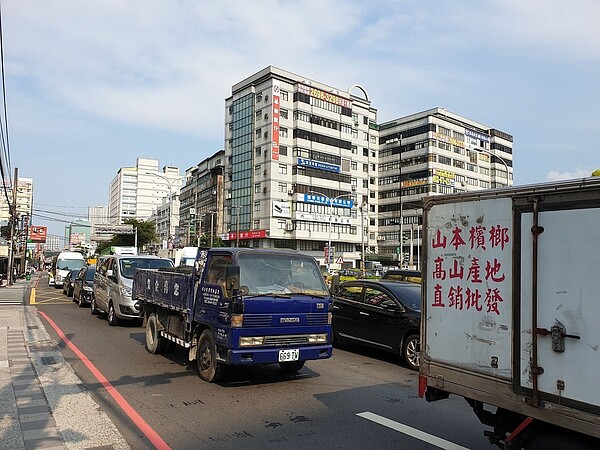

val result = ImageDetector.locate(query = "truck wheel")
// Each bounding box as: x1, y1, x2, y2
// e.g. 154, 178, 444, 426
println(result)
90, 296, 98, 315
197, 329, 224, 382
279, 360, 305, 373
402, 334, 420, 371
145, 313, 167, 354
107, 303, 119, 326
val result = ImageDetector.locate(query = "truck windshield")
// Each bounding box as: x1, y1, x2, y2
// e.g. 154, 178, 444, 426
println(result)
238, 253, 329, 296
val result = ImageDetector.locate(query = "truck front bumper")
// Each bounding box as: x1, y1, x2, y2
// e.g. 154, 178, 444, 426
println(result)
226, 344, 332, 365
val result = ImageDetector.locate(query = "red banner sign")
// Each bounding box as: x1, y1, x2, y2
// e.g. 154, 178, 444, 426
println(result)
29, 226, 47, 243
224, 229, 267, 241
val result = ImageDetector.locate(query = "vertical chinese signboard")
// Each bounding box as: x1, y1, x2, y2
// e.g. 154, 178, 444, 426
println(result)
425, 197, 513, 377
271, 80, 281, 161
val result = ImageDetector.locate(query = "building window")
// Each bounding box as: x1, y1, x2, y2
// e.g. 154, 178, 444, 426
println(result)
280, 90, 288, 101
278, 182, 287, 193
277, 220, 286, 230
256, 110, 262, 120
278, 164, 287, 175
363, 148, 369, 157
255, 164, 261, 176
255, 146, 262, 156
280, 127, 288, 138
363, 132, 368, 141
363, 163, 368, 173
351, 161, 357, 170
254, 183, 261, 193
253, 220, 260, 229
438, 155, 452, 166
351, 145, 357, 154
280, 145, 288, 156
280, 108, 288, 119
256, 128, 262, 138
254, 201, 260, 211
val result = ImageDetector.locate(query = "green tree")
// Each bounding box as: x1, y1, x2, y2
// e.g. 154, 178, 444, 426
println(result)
197, 233, 224, 248
94, 220, 157, 255
592, 169, 600, 177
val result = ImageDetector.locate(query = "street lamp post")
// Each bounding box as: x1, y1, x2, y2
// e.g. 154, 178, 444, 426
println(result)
476, 148, 510, 187
231, 205, 242, 247
147, 172, 177, 244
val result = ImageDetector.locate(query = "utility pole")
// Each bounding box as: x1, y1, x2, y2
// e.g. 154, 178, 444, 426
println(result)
7, 167, 18, 285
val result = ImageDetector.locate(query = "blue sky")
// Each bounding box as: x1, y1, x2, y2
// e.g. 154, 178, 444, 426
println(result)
3, 0, 599, 242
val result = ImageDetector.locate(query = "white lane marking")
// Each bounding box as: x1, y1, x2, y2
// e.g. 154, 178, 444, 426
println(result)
357, 411, 470, 450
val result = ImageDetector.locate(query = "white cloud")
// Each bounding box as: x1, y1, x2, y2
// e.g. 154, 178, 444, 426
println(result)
546, 167, 597, 181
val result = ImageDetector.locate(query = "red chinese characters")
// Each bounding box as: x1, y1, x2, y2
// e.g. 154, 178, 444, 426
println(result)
430, 223, 509, 316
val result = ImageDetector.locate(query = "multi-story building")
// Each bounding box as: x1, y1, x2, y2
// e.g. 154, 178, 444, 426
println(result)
178, 150, 225, 247
0, 176, 34, 275
108, 158, 183, 235
224, 66, 377, 269
220, 67, 513, 270
64, 219, 91, 253
377, 108, 513, 267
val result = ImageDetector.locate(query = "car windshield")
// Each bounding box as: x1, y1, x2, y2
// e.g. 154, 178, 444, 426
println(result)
119, 258, 173, 279
238, 252, 329, 296
57, 259, 85, 271
387, 284, 422, 311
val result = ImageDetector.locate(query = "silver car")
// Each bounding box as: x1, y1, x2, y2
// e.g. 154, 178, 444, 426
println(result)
92, 255, 174, 326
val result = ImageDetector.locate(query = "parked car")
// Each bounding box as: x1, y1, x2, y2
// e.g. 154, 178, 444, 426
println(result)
72, 264, 95, 307
381, 269, 422, 284
62, 269, 78, 297
331, 280, 421, 371
92, 255, 174, 326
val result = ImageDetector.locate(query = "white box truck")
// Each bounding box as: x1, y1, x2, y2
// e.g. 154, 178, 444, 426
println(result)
420, 177, 600, 449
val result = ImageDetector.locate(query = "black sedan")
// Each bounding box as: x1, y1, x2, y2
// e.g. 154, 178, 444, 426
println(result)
62, 269, 79, 297
331, 280, 421, 371
72, 265, 96, 307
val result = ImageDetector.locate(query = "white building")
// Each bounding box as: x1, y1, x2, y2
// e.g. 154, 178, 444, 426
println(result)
108, 158, 183, 235
378, 108, 513, 266
224, 66, 377, 269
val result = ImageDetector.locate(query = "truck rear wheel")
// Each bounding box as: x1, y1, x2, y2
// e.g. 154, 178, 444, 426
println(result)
146, 313, 167, 354
197, 329, 224, 382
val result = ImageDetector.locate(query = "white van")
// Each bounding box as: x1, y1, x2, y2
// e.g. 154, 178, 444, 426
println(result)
54, 251, 86, 289
92, 255, 174, 326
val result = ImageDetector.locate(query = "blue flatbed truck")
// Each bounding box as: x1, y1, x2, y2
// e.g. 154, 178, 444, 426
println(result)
133, 248, 332, 382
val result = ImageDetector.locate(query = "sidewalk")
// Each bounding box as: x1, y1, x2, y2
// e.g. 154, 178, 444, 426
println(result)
0, 274, 130, 449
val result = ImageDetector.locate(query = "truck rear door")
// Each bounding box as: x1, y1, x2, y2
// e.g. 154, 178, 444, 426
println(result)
516, 196, 600, 410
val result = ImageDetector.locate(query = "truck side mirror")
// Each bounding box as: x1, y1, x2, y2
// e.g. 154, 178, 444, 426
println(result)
226, 265, 240, 291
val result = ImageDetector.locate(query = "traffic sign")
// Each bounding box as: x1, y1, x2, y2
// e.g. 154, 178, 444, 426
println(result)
336, 255, 344, 264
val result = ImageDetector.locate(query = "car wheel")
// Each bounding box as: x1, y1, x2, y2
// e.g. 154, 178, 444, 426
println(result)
279, 360, 305, 373
402, 334, 420, 371
196, 329, 224, 382
90, 296, 98, 315
107, 303, 119, 326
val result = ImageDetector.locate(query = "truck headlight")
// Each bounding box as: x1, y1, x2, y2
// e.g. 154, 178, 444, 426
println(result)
239, 336, 265, 347
308, 334, 328, 344
83, 286, 93, 292
120, 286, 132, 298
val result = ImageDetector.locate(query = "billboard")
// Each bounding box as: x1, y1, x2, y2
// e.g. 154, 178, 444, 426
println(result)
29, 226, 47, 243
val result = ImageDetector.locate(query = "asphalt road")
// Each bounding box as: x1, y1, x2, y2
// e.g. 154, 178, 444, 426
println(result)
32, 274, 496, 450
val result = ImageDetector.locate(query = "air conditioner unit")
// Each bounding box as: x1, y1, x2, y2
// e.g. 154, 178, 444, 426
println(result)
288, 189, 294, 195
285, 221, 294, 231
264, 169, 268, 176
354, 121, 359, 127
263, 187, 268, 193
226, 192, 232, 199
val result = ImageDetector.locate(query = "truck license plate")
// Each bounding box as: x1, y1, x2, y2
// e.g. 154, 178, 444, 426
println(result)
278, 349, 299, 362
